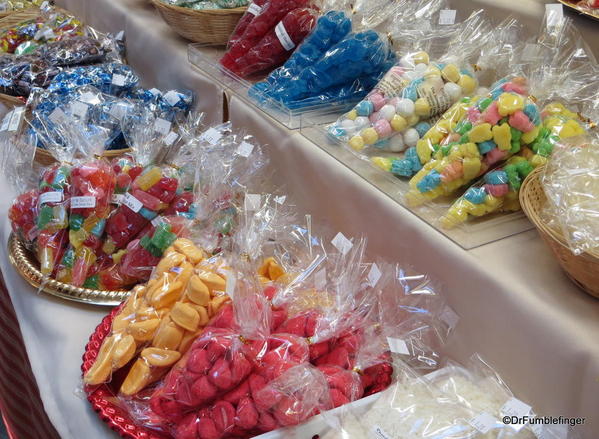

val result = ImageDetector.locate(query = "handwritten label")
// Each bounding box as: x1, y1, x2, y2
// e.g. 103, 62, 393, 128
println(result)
501, 398, 532, 418
1, 107, 24, 132
122, 193, 143, 213
111, 194, 124, 205
236, 141, 254, 157
201, 127, 223, 145
40, 191, 63, 204
331, 232, 352, 256
71, 196, 96, 209
112, 74, 126, 86
468, 412, 498, 434
247, 2, 262, 15
154, 118, 171, 135
275, 22, 295, 51
367, 263, 382, 287
163, 90, 181, 106
244, 193, 261, 211
439, 9, 456, 25
49, 107, 66, 124
387, 337, 410, 355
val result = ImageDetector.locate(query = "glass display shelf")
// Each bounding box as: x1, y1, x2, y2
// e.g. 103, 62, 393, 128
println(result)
300, 109, 534, 250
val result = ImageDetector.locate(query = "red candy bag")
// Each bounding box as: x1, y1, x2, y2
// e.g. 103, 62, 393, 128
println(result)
233, 8, 317, 77
221, 0, 312, 71
227, 0, 270, 50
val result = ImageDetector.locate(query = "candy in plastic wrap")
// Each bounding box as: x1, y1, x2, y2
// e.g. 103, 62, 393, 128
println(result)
227, 0, 269, 49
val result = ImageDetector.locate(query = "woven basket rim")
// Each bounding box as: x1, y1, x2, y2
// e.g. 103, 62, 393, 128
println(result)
520, 166, 599, 261
151, 0, 247, 16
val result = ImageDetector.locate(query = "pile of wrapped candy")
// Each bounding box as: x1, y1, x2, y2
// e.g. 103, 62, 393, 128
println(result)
0, 0, 45, 13
6, 115, 262, 292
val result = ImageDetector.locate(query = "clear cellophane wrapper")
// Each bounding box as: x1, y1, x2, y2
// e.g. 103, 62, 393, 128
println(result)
328, 8, 490, 159
220, 0, 315, 73
541, 133, 599, 256
4, 128, 41, 249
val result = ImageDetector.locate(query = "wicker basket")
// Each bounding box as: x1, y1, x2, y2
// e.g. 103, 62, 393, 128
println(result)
520, 166, 599, 299
34, 147, 130, 166
151, 0, 246, 45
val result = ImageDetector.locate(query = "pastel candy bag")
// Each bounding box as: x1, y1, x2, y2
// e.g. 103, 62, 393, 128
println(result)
342, 8, 490, 157
102, 107, 179, 255
29, 110, 78, 276
220, 0, 312, 71
48, 114, 116, 287
228, 8, 317, 78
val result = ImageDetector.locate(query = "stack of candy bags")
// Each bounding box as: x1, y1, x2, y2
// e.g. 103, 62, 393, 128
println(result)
75, 121, 572, 439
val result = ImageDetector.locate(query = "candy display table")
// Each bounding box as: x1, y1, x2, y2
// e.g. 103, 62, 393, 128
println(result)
0, 0, 597, 438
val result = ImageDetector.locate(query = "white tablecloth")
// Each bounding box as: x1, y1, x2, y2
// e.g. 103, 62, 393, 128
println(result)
0, 0, 597, 438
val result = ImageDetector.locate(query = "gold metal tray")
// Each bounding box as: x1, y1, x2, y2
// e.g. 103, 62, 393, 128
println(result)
557, 0, 599, 21
7, 233, 131, 306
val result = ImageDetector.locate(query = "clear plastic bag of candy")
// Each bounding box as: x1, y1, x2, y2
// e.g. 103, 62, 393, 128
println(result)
226, 0, 270, 49
221, 0, 314, 73
329, 8, 490, 158
541, 133, 599, 256
83, 237, 231, 391
27, 109, 79, 276
102, 106, 183, 255
3, 124, 41, 249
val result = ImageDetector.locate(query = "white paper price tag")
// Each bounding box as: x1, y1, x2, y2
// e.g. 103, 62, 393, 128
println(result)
111, 194, 124, 205
367, 263, 382, 287
371, 425, 393, 439
244, 193, 261, 211
151, 216, 164, 227
112, 74, 126, 87
70, 101, 88, 120
201, 127, 223, 145
79, 91, 100, 105
314, 268, 327, 290
122, 193, 143, 213
440, 306, 460, 329
154, 118, 171, 135
164, 131, 179, 146
331, 232, 353, 256
275, 22, 295, 51
42, 28, 55, 40
49, 107, 66, 124
163, 90, 181, 106
40, 191, 63, 204
236, 141, 254, 157
439, 9, 456, 25
247, 2, 262, 15
468, 412, 498, 434
274, 195, 286, 205
8, 107, 24, 132
387, 337, 410, 355
546, 4, 564, 26
501, 398, 532, 418
149, 88, 161, 96
226, 270, 237, 299
109, 104, 126, 119
71, 196, 96, 209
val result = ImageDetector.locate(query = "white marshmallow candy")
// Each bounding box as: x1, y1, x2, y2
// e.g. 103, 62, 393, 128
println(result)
404, 128, 420, 147
388, 133, 405, 152
399, 55, 414, 69
340, 119, 357, 134
444, 82, 462, 101
395, 98, 415, 118
354, 116, 370, 129
476, 87, 490, 96
414, 63, 428, 77
379, 104, 396, 121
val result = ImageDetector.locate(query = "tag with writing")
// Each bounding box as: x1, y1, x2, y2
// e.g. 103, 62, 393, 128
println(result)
439, 9, 456, 25
154, 118, 171, 135
122, 193, 143, 213
71, 196, 96, 209
545, 4, 564, 26
201, 128, 223, 145
247, 2, 262, 15
501, 397, 532, 418
244, 193, 261, 211
163, 90, 181, 106
236, 141, 254, 157
468, 412, 498, 434
40, 191, 63, 204
275, 22, 295, 51
70, 101, 89, 120
367, 263, 382, 287
164, 131, 179, 146
49, 107, 67, 124
112, 74, 126, 87
331, 232, 353, 256
111, 194, 124, 205
387, 337, 410, 355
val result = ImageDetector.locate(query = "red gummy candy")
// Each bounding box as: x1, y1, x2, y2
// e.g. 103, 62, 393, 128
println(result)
231, 353, 253, 383
235, 396, 259, 430
175, 413, 199, 439
164, 191, 194, 216
234, 8, 316, 77
212, 400, 236, 433
271, 309, 288, 332
187, 349, 211, 374
330, 388, 350, 408
315, 346, 351, 369
209, 358, 233, 390
257, 410, 279, 432
309, 341, 330, 361
227, 0, 269, 49
197, 418, 220, 439
208, 304, 235, 329
191, 375, 218, 403
273, 396, 303, 426
276, 314, 306, 336
223, 378, 250, 404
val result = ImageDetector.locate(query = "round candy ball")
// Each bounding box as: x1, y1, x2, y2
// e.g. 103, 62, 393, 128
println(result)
361, 127, 379, 145
349, 135, 365, 151
414, 98, 431, 117
341, 119, 356, 131
369, 92, 386, 111
389, 134, 405, 152
354, 116, 370, 129
414, 63, 428, 77
414, 121, 431, 137
356, 100, 374, 117
378, 104, 396, 121
476, 87, 490, 96
404, 128, 420, 147
395, 98, 415, 118
391, 114, 407, 132
346, 110, 358, 121
444, 82, 462, 101
374, 119, 392, 138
